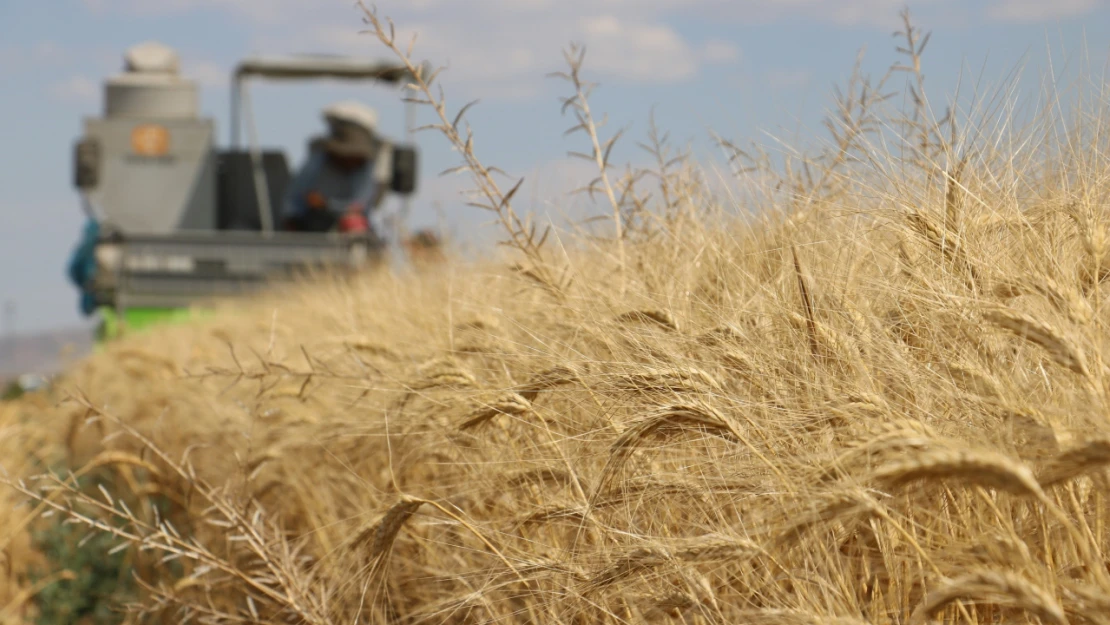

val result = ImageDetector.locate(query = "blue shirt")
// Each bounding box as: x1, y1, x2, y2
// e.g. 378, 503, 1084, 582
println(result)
284, 147, 390, 219
67, 218, 101, 316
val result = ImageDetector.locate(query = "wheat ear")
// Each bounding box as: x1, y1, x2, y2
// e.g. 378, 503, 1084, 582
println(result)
909, 570, 1066, 625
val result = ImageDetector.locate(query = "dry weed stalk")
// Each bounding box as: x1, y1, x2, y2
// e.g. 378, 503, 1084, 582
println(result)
551, 43, 629, 281
891, 7, 953, 174
356, 2, 569, 298
5, 430, 331, 624
637, 110, 690, 224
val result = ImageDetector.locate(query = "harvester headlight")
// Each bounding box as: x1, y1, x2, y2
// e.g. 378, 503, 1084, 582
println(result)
95, 243, 123, 272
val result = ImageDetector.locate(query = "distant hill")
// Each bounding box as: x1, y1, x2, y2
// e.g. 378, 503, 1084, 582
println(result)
0, 325, 95, 382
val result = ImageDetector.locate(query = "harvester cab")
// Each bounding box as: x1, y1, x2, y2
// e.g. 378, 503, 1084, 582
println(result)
69, 42, 426, 338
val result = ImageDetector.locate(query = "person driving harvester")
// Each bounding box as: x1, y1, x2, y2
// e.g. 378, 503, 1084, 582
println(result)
282, 101, 393, 234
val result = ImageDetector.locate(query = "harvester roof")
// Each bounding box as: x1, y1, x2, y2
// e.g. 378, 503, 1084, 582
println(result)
228, 54, 428, 148
233, 55, 424, 85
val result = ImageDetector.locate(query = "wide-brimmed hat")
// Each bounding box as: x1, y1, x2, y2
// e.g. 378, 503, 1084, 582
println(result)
317, 101, 379, 158
318, 121, 377, 158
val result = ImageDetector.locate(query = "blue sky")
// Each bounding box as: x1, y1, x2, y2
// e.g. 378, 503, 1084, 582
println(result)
1, 0, 1108, 335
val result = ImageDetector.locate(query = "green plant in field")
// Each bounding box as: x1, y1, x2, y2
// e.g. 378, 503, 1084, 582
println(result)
29, 517, 137, 625
1, 381, 23, 401
23, 467, 165, 625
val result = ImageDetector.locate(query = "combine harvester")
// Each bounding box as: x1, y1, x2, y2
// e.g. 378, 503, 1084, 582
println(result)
68, 42, 426, 340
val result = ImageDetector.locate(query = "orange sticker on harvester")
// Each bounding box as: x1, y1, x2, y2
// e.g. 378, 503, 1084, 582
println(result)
131, 124, 170, 156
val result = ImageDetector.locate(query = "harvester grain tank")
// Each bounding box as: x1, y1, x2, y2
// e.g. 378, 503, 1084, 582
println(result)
69, 42, 426, 338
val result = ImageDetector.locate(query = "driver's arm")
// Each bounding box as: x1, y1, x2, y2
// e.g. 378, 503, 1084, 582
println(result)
283, 149, 327, 225
368, 143, 392, 209
348, 146, 391, 212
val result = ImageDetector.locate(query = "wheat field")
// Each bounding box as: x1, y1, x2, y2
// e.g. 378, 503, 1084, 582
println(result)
4, 7, 1110, 624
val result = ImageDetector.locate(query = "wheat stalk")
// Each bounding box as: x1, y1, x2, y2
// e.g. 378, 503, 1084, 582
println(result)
868, 448, 1046, 498
458, 391, 533, 430
1037, 438, 1110, 488
983, 307, 1091, 378
909, 570, 1067, 625
608, 368, 722, 396
512, 364, 585, 401
596, 402, 743, 493
613, 309, 679, 332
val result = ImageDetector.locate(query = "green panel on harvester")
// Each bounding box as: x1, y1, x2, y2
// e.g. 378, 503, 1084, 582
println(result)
96, 307, 209, 342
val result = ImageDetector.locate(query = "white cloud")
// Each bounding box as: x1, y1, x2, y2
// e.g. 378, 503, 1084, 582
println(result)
985, 0, 1103, 21
391, 0, 933, 28
700, 39, 742, 65
76, 0, 1104, 103
49, 76, 99, 103
576, 16, 700, 83
76, 0, 897, 99
288, 13, 723, 100
285, 23, 548, 100
82, 0, 1106, 31
80, 0, 320, 24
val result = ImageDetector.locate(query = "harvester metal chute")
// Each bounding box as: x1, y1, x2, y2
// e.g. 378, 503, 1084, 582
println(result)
70, 42, 426, 338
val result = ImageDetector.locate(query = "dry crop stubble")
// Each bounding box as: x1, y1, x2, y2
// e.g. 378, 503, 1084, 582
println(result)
4, 5, 1110, 625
